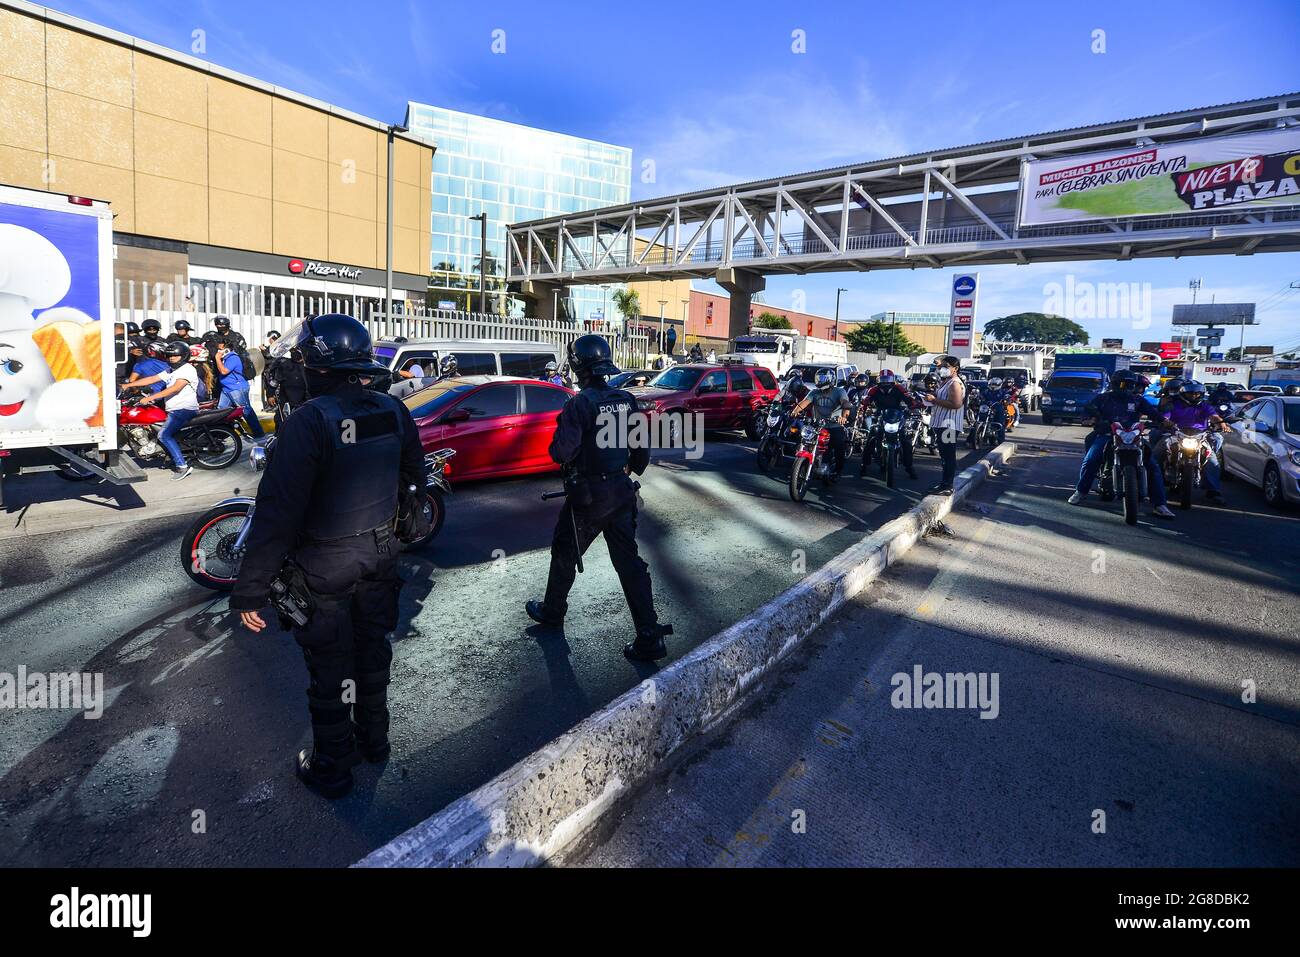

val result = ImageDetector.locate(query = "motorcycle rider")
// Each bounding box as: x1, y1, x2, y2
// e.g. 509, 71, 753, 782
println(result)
1068, 369, 1175, 518
437, 353, 459, 380
791, 368, 851, 478
860, 370, 918, 480
1208, 381, 1235, 408
524, 334, 672, 662
120, 340, 201, 480
1158, 379, 1227, 505
232, 314, 427, 798
127, 338, 170, 394
543, 360, 566, 387
1285, 384, 1300, 396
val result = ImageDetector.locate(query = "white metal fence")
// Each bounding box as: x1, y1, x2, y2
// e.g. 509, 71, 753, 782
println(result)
113, 278, 650, 371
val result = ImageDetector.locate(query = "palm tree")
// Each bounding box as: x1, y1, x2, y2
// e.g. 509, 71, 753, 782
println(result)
611, 288, 641, 328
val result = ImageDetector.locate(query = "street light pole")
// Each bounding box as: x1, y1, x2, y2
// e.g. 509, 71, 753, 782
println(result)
658, 298, 668, 356
468, 212, 487, 314
834, 287, 846, 340
385, 123, 408, 334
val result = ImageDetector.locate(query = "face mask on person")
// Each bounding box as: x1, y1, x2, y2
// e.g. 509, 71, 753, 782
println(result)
940, 367, 953, 379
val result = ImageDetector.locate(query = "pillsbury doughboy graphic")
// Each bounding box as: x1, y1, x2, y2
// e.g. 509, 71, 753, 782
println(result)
0, 223, 99, 431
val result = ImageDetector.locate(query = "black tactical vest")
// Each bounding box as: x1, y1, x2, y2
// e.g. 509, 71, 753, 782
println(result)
302, 391, 403, 541
579, 385, 636, 476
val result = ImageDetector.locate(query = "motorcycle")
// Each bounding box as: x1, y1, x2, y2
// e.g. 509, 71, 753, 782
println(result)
966, 401, 1000, 449
756, 400, 800, 473
876, 406, 907, 489
119, 391, 244, 469
788, 416, 836, 502
911, 403, 936, 456
1097, 421, 1150, 525
1165, 428, 1214, 511
180, 441, 457, 590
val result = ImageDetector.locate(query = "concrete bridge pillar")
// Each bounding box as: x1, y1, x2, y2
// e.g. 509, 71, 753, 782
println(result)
715, 267, 766, 341
516, 280, 565, 321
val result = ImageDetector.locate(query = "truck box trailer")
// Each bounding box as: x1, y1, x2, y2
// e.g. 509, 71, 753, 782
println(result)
0, 184, 143, 503
724, 331, 846, 377
1190, 361, 1252, 389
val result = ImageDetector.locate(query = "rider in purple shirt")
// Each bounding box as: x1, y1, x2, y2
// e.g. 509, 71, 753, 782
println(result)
1158, 379, 1226, 502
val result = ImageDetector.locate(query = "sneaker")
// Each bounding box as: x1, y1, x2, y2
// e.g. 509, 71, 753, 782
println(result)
1153, 505, 1176, 519
171, 465, 192, 481
1067, 491, 1083, 505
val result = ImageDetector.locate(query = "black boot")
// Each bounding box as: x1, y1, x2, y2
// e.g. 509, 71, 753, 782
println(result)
298, 694, 361, 799
352, 670, 391, 763
525, 599, 564, 627
624, 623, 673, 662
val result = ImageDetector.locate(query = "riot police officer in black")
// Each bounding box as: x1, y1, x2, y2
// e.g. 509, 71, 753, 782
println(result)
525, 334, 672, 662
231, 314, 426, 798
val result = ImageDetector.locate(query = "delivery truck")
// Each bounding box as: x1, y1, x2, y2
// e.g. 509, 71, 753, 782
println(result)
0, 183, 142, 504
724, 330, 847, 378
987, 351, 1049, 411
1190, 360, 1252, 390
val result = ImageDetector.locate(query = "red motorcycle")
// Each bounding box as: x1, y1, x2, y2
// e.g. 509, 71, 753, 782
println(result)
118, 392, 244, 470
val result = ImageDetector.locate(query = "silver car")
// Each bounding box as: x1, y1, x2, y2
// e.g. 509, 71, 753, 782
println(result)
1221, 396, 1300, 507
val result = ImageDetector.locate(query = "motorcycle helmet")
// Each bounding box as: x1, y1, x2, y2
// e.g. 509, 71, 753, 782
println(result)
879, 370, 896, 384
853, 373, 869, 389
567, 334, 620, 378
272, 314, 388, 375
1284, 385, 1300, 396
189, 344, 209, 361
126, 321, 141, 335
141, 319, 161, 334
988, 376, 1003, 389
1162, 376, 1185, 397
545, 360, 558, 373
1111, 370, 1139, 393
923, 374, 938, 390
1179, 379, 1205, 403
163, 341, 190, 363
213, 316, 232, 331
814, 369, 835, 389
145, 338, 170, 358
440, 354, 459, 377
127, 336, 146, 354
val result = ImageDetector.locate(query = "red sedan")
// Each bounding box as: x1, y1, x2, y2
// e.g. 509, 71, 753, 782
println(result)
401, 375, 574, 481
629, 362, 780, 437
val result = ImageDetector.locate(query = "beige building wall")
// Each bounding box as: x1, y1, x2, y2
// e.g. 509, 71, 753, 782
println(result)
0, 2, 432, 275
626, 238, 693, 326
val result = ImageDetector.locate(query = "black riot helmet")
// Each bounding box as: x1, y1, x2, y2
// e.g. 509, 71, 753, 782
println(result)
272, 314, 387, 375
567, 334, 620, 383
1111, 369, 1139, 393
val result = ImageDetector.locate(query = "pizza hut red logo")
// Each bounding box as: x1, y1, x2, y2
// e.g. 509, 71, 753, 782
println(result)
288, 259, 305, 274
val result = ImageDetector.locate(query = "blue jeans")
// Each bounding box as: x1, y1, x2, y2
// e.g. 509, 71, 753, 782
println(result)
218, 387, 265, 437
159, 408, 198, 469
1077, 431, 1166, 507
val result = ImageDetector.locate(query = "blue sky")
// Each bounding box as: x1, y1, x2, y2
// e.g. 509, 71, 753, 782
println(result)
56, 0, 1300, 350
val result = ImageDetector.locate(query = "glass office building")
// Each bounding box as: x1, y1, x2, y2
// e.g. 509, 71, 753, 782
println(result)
406, 103, 632, 320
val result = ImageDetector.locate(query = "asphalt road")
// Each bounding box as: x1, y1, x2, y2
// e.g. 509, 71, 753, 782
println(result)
0, 425, 983, 867
578, 420, 1300, 867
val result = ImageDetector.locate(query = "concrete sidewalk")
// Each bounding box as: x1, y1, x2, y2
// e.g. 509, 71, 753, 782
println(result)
576, 427, 1300, 866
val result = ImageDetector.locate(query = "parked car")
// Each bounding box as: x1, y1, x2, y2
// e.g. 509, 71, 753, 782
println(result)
1221, 395, 1300, 507
400, 375, 574, 481
608, 369, 656, 389
629, 361, 781, 438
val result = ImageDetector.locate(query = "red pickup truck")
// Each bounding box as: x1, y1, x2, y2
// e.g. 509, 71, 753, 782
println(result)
628, 362, 780, 439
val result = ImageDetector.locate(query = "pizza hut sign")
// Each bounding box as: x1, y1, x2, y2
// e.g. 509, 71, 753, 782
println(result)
287, 258, 363, 280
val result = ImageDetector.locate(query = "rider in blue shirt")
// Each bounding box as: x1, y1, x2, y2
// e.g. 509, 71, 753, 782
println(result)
127, 341, 170, 394
1068, 370, 1175, 518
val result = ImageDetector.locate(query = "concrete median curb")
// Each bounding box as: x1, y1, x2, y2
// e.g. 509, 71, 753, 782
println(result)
356, 441, 1018, 868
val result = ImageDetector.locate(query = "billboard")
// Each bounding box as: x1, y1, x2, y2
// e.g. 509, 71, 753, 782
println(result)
946, 273, 978, 360
1171, 303, 1256, 326
1101, 337, 1124, 350
1018, 128, 1300, 226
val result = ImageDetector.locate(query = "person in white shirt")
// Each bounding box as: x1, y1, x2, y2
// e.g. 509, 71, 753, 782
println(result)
121, 340, 200, 480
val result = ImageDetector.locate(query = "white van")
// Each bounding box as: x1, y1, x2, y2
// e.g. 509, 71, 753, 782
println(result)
376, 338, 562, 382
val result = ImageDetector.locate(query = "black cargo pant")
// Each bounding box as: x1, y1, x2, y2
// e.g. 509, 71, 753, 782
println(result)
291, 527, 401, 759
543, 475, 658, 637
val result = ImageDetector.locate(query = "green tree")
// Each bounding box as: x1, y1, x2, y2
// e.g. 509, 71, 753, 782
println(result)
983, 312, 1089, 345
612, 287, 641, 324
754, 311, 793, 330
844, 320, 924, 356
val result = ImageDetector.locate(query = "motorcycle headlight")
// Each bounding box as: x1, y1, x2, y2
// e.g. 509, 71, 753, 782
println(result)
801, 425, 817, 441
884, 421, 901, 433
767, 413, 781, 426
1180, 437, 1198, 451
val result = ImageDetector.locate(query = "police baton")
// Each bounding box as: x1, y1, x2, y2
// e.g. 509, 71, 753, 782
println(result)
541, 487, 583, 574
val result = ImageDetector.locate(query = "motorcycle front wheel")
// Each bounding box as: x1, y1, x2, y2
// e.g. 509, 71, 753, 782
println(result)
1179, 464, 1193, 510
404, 488, 447, 550
1122, 464, 1139, 525
191, 426, 242, 469
181, 502, 252, 590
789, 456, 811, 502
756, 436, 782, 474
886, 448, 898, 489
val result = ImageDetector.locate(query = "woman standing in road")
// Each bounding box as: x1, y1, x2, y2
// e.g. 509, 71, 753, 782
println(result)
927, 354, 965, 495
